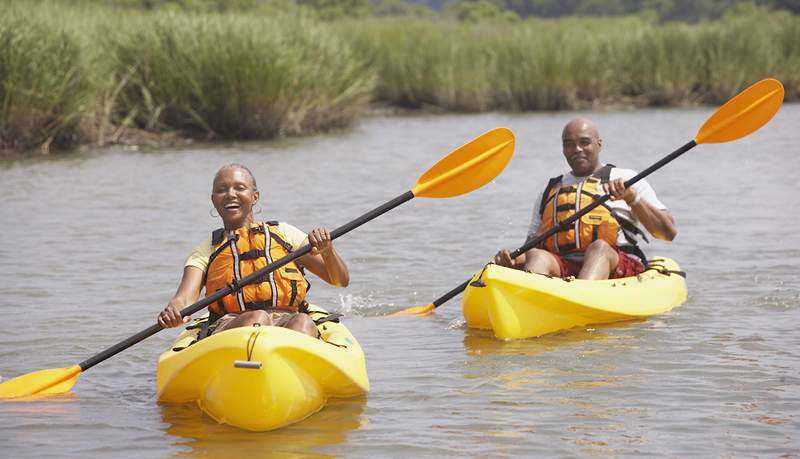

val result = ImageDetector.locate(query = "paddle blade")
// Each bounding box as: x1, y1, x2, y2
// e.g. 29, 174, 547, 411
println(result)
695, 78, 784, 144
0, 365, 81, 399
391, 303, 435, 317
411, 128, 515, 198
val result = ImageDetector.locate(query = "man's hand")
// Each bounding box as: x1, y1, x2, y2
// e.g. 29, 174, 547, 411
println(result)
604, 178, 638, 205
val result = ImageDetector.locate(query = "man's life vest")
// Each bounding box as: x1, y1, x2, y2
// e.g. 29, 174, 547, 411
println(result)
204, 221, 309, 316
538, 165, 648, 257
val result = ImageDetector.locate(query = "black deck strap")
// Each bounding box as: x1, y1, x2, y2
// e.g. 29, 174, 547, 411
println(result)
470, 263, 492, 287
646, 262, 686, 278
184, 317, 208, 330
657, 268, 686, 278
314, 312, 343, 325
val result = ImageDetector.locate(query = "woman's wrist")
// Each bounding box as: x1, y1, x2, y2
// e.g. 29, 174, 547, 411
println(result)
626, 193, 642, 207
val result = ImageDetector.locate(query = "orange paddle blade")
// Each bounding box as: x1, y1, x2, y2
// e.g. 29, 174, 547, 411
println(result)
0, 365, 81, 399
695, 78, 784, 144
412, 128, 515, 198
391, 303, 436, 317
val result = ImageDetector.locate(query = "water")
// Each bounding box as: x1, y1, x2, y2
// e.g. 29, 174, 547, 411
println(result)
1, 104, 798, 457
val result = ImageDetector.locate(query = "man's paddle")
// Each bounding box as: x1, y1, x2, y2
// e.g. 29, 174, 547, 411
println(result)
395, 78, 784, 317
0, 127, 516, 399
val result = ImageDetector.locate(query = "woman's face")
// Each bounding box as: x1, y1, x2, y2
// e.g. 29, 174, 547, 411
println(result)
211, 167, 260, 230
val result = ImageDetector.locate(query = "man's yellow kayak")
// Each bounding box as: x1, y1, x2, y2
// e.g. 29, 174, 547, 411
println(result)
462, 257, 687, 340
156, 306, 369, 431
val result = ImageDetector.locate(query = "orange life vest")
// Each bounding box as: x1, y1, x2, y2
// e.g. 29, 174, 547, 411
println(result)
204, 222, 309, 315
538, 165, 646, 255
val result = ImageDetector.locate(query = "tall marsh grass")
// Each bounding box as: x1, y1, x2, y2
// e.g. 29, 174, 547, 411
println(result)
0, 11, 90, 152
1, 1, 797, 153
108, 14, 375, 139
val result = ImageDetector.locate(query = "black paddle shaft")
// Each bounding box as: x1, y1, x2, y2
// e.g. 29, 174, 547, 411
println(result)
79, 190, 415, 372
431, 139, 697, 310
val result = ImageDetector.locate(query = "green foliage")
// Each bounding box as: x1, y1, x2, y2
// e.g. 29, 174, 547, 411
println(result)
444, 0, 520, 22
108, 13, 375, 138
1, 0, 798, 153
0, 10, 90, 152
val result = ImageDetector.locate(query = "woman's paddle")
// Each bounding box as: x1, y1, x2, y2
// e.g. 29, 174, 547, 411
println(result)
394, 78, 784, 317
0, 128, 516, 399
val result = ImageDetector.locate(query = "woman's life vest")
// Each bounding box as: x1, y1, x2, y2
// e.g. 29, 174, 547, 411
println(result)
537, 165, 648, 258
204, 221, 309, 316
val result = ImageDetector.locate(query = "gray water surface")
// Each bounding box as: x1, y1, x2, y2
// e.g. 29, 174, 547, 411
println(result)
1, 105, 798, 458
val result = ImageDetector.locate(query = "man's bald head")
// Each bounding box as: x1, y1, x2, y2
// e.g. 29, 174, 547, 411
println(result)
562, 118, 600, 141
561, 117, 603, 177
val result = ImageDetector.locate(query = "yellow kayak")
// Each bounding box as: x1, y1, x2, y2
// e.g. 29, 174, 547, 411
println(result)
462, 257, 687, 340
156, 305, 369, 431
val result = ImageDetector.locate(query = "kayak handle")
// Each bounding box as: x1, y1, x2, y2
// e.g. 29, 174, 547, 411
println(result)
234, 360, 262, 369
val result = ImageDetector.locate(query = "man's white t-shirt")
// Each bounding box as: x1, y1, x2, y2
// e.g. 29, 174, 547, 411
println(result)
527, 166, 667, 257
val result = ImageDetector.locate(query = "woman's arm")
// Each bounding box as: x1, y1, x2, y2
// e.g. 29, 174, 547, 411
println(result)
298, 227, 350, 287
157, 266, 205, 328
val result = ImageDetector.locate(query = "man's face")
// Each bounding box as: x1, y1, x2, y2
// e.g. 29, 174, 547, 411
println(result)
562, 124, 601, 177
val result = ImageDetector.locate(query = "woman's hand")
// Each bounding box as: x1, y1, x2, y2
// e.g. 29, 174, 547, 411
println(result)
158, 301, 190, 328
308, 227, 334, 257
493, 249, 514, 268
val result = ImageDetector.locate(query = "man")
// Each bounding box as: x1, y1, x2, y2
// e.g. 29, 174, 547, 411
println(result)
494, 118, 678, 280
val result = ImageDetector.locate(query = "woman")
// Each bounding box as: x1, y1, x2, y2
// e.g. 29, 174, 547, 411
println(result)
157, 163, 349, 337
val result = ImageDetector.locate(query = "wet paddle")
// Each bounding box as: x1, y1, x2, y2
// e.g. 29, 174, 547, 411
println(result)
0, 128, 516, 399
395, 78, 784, 316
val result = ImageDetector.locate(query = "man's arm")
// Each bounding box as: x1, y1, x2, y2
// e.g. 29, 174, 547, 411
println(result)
606, 177, 678, 241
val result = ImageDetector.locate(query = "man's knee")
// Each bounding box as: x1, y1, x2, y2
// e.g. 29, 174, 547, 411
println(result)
527, 248, 551, 262
584, 240, 614, 256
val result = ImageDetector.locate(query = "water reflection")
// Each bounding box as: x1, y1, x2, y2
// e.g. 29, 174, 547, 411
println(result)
160, 396, 367, 458
461, 321, 642, 358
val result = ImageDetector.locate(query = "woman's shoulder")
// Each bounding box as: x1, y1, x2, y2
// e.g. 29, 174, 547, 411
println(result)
268, 221, 308, 249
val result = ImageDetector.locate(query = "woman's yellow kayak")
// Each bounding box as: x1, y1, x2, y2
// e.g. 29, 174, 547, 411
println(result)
156, 305, 368, 431
463, 257, 687, 340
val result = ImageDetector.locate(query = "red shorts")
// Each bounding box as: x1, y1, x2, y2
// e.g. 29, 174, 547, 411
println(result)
553, 248, 644, 279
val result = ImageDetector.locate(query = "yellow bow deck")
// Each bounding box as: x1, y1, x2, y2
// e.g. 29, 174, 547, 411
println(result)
463, 257, 687, 340
156, 306, 369, 431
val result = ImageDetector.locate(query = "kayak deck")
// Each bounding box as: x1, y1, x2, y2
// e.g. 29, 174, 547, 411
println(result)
156, 306, 369, 431
463, 257, 687, 340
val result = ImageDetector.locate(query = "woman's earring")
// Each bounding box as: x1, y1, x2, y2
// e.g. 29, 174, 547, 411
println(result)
210, 208, 219, 218
254, 205, 262, 214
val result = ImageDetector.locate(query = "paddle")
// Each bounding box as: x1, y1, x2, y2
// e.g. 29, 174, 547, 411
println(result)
395, 78, 785, 317
0, 128, 516, 399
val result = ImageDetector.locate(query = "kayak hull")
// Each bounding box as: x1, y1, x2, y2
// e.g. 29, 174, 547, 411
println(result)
463, 257, 687, 340
156, 306, 369, 431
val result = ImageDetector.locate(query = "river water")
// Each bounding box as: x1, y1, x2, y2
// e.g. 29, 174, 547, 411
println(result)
1, 104, 798, 458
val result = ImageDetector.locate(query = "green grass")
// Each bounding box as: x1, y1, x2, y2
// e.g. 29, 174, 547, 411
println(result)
107, 13, 375, 139
1, 2, 797, 153
0, 10, 90, 152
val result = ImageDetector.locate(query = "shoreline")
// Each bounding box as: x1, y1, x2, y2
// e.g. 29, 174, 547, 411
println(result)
0, 98, 769, 158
